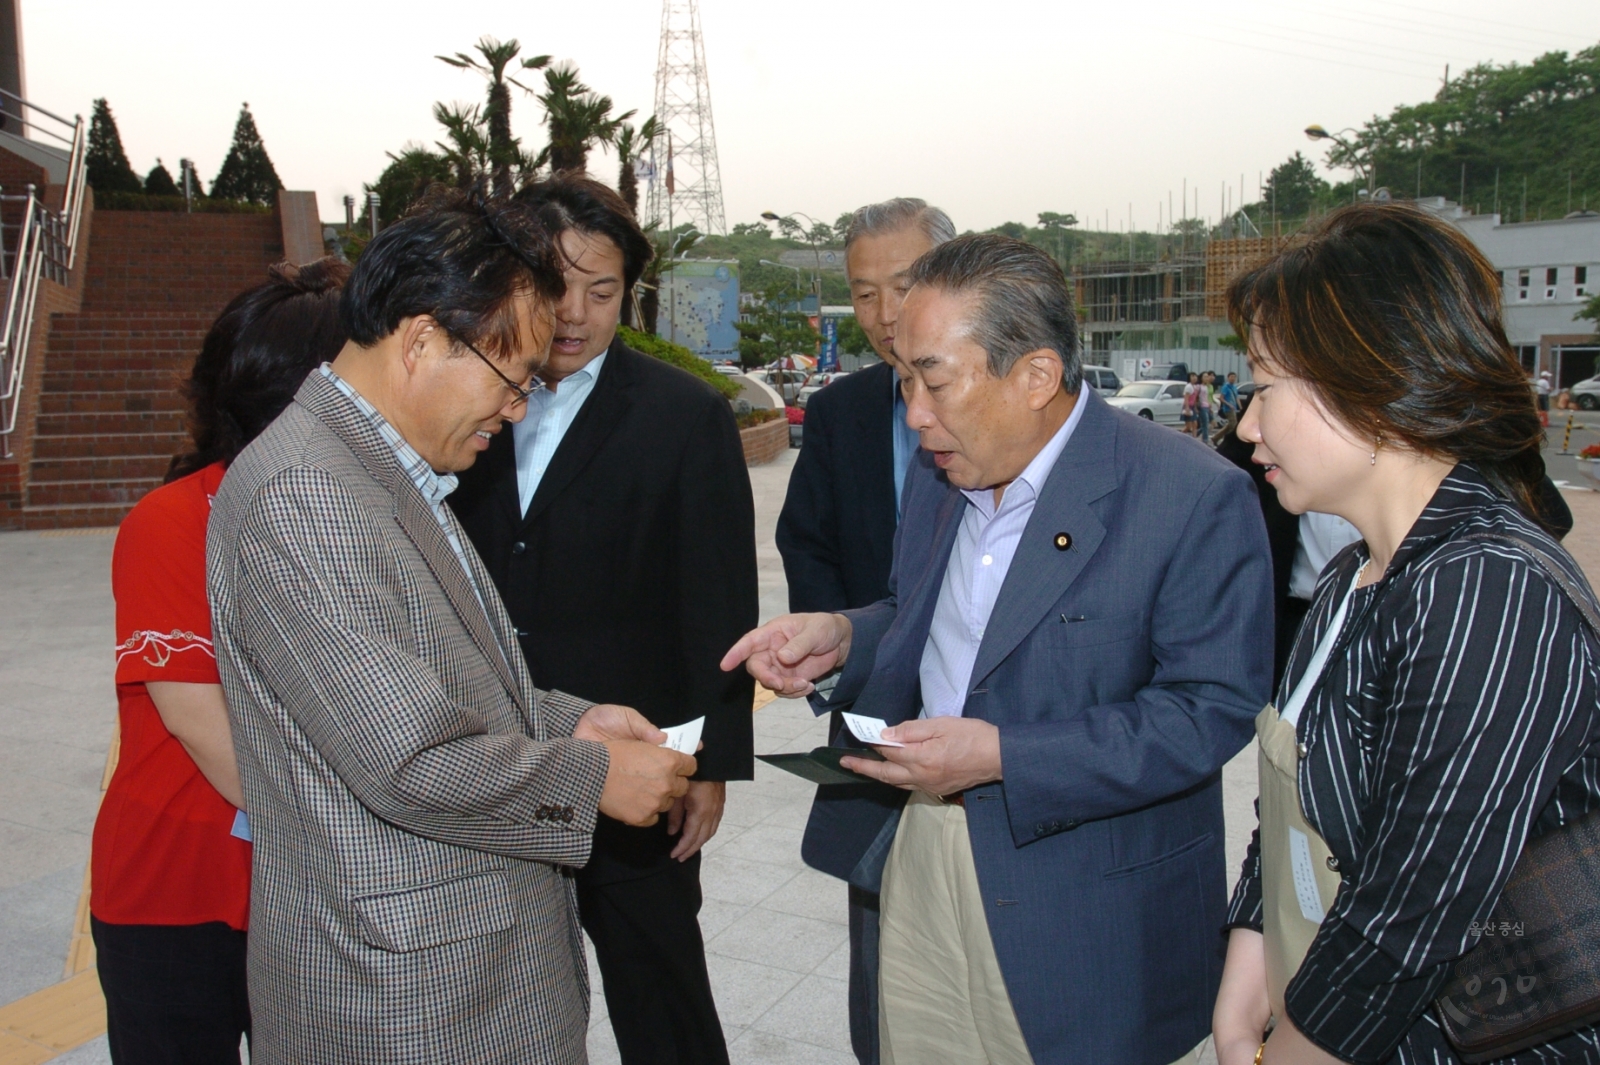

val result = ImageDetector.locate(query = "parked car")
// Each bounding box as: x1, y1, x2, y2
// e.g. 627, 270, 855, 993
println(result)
712, 363, 744, 377
1105, 380, 1187, 425
1570, 375, 1600, 410
756, 370, 809, 404
1081, 365, 1122, 395
796, 384, 825, 409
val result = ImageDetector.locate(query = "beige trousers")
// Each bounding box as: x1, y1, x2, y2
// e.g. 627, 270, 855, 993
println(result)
878, 791, 1204, 1065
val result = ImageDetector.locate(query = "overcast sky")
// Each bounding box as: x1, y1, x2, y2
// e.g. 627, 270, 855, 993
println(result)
22, 1, 1600, 235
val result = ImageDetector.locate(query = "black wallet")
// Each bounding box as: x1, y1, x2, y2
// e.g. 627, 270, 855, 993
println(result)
757, 745, 886, 786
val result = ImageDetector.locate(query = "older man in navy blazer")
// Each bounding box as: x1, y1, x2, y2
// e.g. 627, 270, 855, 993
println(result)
725, 235, 1272, 1063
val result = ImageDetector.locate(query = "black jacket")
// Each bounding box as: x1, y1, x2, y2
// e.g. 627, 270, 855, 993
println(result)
776, 359, 900, 612
449, 337, 758, 878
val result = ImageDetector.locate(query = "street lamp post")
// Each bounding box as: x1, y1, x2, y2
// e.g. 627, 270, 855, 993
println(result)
1305, 124, 1376, 199
758, 259, 804, 296
761, 210, 826, 320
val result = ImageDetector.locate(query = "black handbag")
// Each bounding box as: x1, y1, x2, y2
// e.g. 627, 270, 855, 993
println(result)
1433, 534, 1600, 1062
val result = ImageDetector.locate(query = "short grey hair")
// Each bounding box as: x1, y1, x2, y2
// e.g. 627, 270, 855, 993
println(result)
844, 197, 956, 252
906, 234, 1081, 391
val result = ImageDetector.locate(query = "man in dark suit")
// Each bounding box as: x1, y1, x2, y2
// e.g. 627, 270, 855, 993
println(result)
728, 235, 1273, 1063
774, 197, 954, 1065
450, 174, 756, 1065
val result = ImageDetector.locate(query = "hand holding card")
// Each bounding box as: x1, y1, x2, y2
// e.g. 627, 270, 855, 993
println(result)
659, 716, 705, 756
842, 712, 905, 747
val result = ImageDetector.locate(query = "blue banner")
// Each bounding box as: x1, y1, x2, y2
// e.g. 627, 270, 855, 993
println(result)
820, 317, 839, 371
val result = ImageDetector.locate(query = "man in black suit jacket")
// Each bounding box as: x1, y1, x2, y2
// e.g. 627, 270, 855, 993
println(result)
450, 175, 756, 1065
774, 197, 953, 1065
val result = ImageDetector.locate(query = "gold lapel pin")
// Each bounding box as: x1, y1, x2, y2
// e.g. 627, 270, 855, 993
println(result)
1054, 533, 1072, 551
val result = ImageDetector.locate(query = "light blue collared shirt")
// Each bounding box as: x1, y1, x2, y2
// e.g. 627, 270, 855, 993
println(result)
514, 351, 607, 515
891, 379, 918, 521
918, 389, 1088, 718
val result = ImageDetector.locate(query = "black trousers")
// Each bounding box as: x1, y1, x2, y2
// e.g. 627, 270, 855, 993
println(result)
578, 851, 728, 1065
847, 885, 882, 1065
91, 917, 250, 1065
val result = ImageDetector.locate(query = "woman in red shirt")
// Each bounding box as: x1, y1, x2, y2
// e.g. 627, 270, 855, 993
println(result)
93, 258, 349, 1063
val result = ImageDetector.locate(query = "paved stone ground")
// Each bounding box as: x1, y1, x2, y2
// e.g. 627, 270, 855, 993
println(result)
5, 440, 1597, 1063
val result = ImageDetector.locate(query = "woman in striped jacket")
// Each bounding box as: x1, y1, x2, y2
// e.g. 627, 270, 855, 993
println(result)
1211, 202, 1600, 1064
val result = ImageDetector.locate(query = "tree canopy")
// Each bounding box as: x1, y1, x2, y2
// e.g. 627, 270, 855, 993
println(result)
1323, 44, 1599, 219
86, 98, 142, 194
210, 104, 283, 206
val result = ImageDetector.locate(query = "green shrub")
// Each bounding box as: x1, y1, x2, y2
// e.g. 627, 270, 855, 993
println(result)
93, 191, 272, 214
616, 325, 740, 400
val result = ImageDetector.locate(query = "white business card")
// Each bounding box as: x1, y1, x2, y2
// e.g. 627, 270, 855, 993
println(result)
660, 716, 705, 755
842, 712, 905, 747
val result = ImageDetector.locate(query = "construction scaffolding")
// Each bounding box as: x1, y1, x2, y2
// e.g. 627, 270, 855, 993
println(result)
1074, 257, 1206, 326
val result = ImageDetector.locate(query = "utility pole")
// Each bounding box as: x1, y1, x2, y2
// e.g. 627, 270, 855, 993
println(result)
646, 0, 727, 234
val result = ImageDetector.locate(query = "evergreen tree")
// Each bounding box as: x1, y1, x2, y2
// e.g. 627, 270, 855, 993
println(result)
86, 98, 142, 194
143, 159, 180, 197
211, 104, 284, 206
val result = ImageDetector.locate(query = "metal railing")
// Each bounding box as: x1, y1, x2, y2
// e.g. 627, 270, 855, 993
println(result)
0, 90, 86, 453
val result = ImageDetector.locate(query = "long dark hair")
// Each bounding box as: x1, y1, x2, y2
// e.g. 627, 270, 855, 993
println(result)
166, 258, 350, 482
1226, 202, 1548, 529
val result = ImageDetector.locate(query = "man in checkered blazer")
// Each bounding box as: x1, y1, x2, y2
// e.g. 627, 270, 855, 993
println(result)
207, 189, 698, 1064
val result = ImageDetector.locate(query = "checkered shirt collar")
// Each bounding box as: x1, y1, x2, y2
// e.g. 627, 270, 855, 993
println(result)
318, 365, 458, 506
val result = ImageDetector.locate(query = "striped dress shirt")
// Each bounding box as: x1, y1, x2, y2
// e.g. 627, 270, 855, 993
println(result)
918, 390, 1085, 719
1226, 466, 1600, 1063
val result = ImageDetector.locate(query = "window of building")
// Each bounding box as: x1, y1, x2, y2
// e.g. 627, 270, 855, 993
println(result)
1547, 267, 1560, 286
1518, 268, 1530, 301
1579, 266, 1590, 298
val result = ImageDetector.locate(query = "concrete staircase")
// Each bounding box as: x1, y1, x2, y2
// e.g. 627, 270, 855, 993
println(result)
17, 211, 285, 528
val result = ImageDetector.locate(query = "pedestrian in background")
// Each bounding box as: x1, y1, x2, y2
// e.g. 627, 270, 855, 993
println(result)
1215, 371, 1241, 441
94, 259, 349, 1065
1213, 202, 1600, 1064
1182, 371, 1201, 436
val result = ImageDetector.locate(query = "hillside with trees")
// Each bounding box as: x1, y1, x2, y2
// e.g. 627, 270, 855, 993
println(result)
1325, 43, 1599, 221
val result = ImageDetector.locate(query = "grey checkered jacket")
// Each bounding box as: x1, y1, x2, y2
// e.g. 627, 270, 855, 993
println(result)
207, 371, 610, 1064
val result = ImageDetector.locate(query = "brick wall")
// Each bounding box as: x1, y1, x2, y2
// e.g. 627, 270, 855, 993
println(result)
740, 416, 790, 467
82, 211, 284, 318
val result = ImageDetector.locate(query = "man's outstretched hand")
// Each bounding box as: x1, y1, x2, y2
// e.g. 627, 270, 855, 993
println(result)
840, 717, 1002, 797
720, 612, 853, 697
574, 703, 697, 828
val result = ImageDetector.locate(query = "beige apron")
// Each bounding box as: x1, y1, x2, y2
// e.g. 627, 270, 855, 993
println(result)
1258, 703, 1345, 1020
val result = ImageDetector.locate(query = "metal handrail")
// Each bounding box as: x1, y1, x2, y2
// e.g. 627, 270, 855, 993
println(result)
0, 94, 87, 452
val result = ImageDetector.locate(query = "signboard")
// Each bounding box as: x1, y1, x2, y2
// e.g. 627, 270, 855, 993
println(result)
661, 260, 741, 359
820, 317, 839, 371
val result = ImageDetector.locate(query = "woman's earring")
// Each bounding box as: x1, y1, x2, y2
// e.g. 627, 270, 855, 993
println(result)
1370, 450, 1377, 466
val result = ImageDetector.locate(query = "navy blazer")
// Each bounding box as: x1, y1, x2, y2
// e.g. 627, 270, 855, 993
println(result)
821, 389, 1273, 1064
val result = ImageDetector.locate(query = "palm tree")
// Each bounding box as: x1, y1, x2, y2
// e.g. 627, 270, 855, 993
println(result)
432, 103, 491, 189
536, 63, 635, 174
437, 37, 550, 196
614, 116, 658, 221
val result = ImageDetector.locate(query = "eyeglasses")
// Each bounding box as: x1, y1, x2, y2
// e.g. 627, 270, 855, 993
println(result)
457, 336, 545, 405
